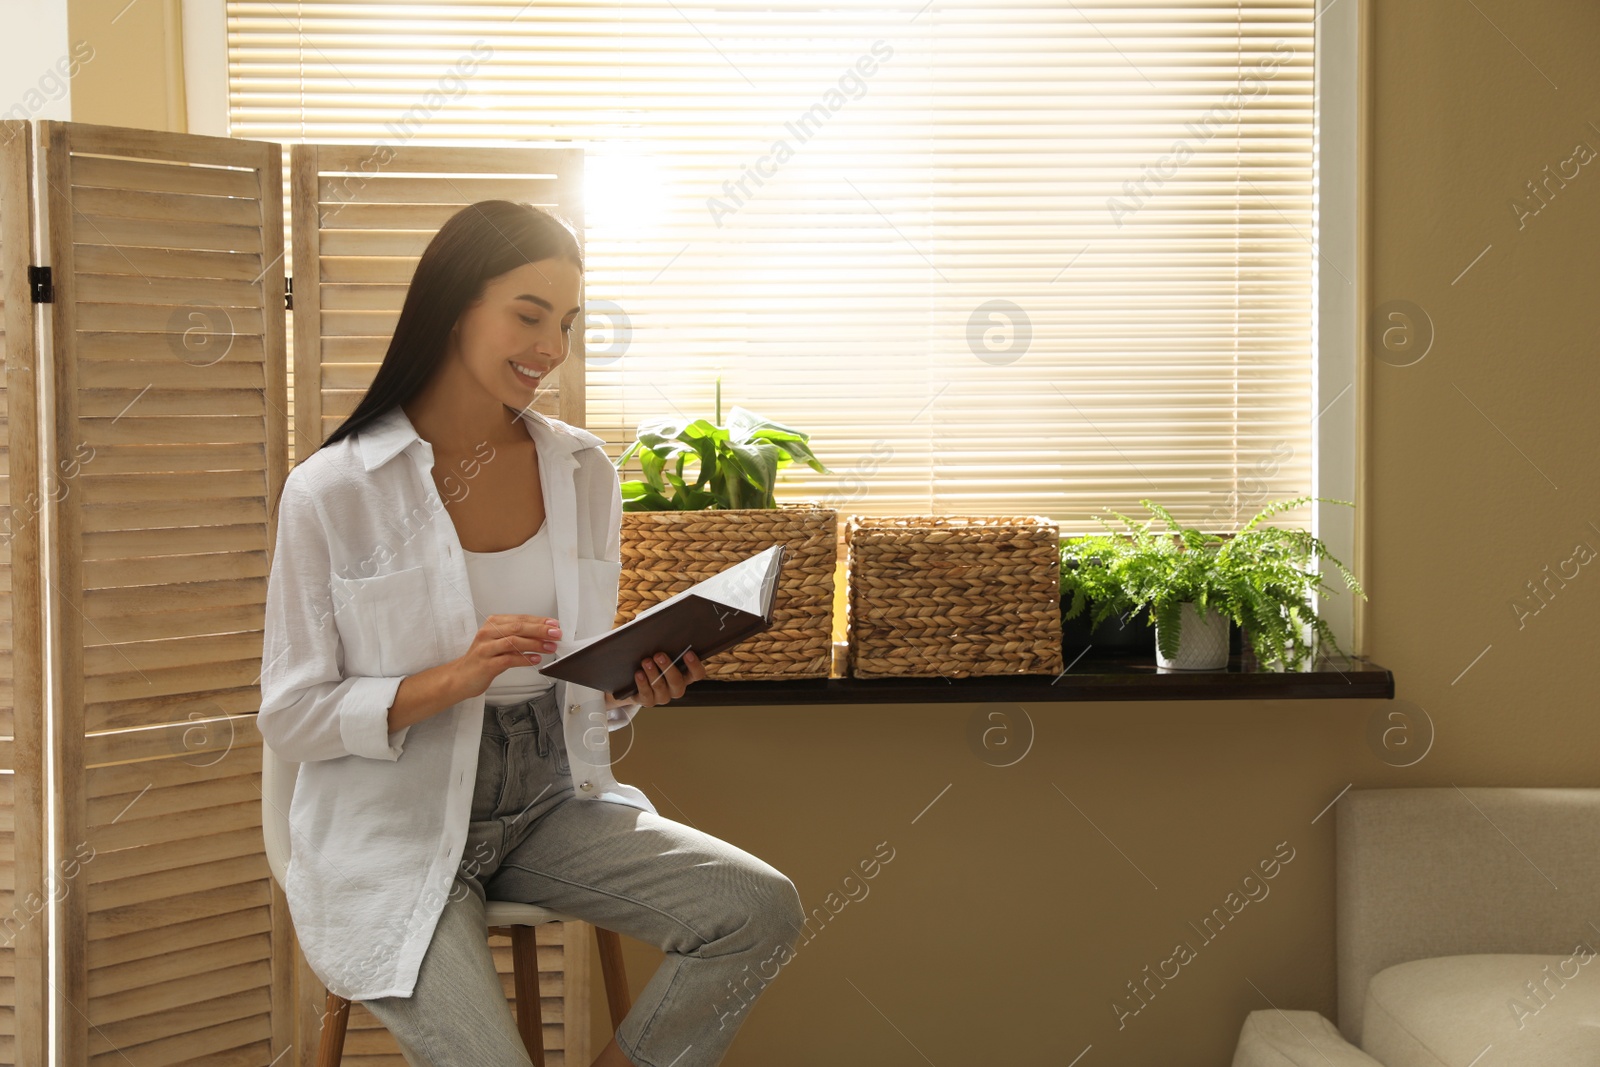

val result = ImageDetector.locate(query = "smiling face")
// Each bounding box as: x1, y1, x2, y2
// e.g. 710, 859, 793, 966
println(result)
446, 257, 582, 409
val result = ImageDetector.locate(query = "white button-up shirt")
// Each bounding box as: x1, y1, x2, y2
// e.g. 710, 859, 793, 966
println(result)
258, 403, 655, 1000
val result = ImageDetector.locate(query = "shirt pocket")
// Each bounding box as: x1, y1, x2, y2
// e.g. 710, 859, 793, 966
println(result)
330, 565, 441, 679
575, 557, 623, 637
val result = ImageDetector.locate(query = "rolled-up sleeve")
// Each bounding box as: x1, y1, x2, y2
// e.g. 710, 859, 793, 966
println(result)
259, 467, 412, 762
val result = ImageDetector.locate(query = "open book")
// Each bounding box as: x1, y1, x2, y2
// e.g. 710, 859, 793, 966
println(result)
538, 543, 786, 701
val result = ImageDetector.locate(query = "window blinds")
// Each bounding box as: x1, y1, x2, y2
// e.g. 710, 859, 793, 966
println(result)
227, 0, 1316, 532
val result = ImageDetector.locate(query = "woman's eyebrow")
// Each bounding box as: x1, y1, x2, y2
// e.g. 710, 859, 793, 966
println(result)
514, 294, 581, 316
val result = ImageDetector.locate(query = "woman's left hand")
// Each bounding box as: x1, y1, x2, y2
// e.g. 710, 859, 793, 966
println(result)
603, 648, 708, 709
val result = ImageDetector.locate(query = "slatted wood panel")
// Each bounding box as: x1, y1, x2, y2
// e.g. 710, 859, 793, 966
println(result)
41, 120, 292, 1067
0, 119, 48, 1067
290, 142, 593, 1066
289, 144, 587, 452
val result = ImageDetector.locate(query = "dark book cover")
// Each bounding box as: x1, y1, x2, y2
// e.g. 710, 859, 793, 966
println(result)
539, 543, 786, 701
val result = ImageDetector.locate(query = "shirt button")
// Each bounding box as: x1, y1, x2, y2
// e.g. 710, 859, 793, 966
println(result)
579, 780, 593, 792
567, 703, 579, 717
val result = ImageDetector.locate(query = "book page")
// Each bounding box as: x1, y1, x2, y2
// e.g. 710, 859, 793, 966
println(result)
631, 544, 781, 623
543, 544, 782, 668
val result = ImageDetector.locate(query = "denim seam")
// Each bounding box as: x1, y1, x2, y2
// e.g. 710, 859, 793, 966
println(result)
407, 1003, 445, 1067
625, 952, 693, 1063
534, 704, 569, 774
612, 1025, 660, 1067
495, 862, 713, 944
492, 736, 516, 816
491, 699, 566, 773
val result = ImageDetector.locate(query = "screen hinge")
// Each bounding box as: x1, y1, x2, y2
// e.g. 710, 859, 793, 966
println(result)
28, 265, 52, 304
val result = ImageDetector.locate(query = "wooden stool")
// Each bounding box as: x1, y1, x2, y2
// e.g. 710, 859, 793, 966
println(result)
263, 739, 633, 1065
312, 901, 634, 1066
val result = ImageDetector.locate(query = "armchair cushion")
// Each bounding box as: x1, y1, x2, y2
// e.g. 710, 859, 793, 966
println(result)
1232, 1010, 1386, 1067
1363, 953, 1600, 1067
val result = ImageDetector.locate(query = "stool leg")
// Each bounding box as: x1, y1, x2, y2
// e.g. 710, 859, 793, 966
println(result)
511, 925, 546, 1066
317, 990, 350, 1067
594, 926, 632, 1030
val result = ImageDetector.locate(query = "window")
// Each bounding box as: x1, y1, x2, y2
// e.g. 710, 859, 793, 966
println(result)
225, 0, 1321, 533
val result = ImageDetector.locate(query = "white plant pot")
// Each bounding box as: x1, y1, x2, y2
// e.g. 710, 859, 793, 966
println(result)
1155, 602, 1230, 670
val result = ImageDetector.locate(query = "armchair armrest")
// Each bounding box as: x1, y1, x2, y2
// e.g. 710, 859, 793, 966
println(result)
1232, 1010, 1386, 1067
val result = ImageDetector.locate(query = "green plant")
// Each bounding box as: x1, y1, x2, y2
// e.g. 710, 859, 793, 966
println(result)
615, 377, 831, 511
1059, 496, 1367, 669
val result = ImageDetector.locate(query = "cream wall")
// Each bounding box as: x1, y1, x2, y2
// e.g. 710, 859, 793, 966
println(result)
66, 0, 1600, 1062
67, 0, 185, 133
1, 0, 73, 125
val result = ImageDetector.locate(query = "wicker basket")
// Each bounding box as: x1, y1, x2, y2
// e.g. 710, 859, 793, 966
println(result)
846, 515, 1064, 679
616, 503, 838, 681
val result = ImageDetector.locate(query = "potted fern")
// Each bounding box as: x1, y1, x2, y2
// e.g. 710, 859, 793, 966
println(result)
612, 378, 838, 681
1059, 497, 1366, 671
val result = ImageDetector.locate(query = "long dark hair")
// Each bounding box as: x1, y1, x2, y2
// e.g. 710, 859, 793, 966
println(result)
317, 199, 583, 455
269, 200, 581, 526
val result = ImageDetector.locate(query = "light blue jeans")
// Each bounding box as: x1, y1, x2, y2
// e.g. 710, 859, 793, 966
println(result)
360, 687, 805, 1066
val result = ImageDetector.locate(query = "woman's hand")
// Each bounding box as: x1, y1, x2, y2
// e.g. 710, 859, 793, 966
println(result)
451, 614, 562, 699
604, 648, 707, 709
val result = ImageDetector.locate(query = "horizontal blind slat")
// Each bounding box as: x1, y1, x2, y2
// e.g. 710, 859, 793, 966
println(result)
229, 0, 1314, 530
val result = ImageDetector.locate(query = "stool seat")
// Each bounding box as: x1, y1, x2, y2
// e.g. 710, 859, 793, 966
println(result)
485, 900, 578, 927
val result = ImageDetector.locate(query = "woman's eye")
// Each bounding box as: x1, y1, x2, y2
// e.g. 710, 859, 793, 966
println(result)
517, 314, 575, 333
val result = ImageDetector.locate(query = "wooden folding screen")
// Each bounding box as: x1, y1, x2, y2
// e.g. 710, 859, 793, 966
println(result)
0, 119, 48, 1067
0, 124, 600, 1066
288, 143, 593, 1067
41, 120, 290, 1066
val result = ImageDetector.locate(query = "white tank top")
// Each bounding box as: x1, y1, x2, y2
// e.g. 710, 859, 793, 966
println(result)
461, 522, 559, 704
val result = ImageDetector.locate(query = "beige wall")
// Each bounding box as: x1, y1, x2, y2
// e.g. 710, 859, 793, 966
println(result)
69, 0, 1600, 1062
68, 0, 184, 133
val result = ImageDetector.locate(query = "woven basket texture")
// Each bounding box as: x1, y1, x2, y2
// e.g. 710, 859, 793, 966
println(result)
846, 515, 1064, 679
617, 504, 838, 681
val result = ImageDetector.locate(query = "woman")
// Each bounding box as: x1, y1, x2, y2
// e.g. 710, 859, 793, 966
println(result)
259, 200, 805, 1067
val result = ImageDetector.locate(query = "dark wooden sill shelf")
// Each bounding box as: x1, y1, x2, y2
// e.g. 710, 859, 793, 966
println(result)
662, 650, 1395, 706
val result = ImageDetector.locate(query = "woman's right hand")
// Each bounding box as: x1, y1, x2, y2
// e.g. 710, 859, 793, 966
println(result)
450, 614, 562, 698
